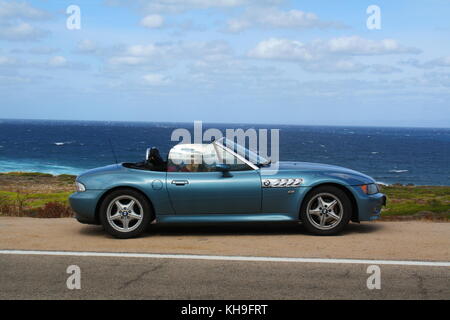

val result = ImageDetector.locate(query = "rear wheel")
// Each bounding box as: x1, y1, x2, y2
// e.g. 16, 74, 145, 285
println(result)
99, 189, 152, 239
300, 186, 352, 235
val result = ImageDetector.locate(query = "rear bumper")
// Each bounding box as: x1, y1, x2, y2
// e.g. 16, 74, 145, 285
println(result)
350, 187, 387, 221
69, 190, 104, 225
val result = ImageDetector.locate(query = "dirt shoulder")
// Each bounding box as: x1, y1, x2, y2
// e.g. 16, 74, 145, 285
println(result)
0, 217, 448, 262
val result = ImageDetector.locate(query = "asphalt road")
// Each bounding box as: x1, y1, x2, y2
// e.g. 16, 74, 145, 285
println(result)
1, 254, 449, 299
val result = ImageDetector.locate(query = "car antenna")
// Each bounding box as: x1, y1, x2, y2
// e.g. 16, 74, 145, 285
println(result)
108, 138, 119, 164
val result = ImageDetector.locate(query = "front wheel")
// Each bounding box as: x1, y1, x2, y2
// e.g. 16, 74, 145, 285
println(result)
99, 189, 152, 239
300, 186, 352, 235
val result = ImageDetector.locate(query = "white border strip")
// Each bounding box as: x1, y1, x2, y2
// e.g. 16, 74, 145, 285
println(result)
1, 250, 449, 267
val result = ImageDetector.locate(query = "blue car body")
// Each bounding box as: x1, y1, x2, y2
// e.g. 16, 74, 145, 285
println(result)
70, 148, 386, 226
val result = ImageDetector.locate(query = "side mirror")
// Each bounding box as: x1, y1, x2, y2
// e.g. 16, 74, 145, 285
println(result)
215, 163, 232, 177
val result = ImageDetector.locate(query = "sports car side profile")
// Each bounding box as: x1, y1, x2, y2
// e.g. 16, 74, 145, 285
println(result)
69, 138, 386, 238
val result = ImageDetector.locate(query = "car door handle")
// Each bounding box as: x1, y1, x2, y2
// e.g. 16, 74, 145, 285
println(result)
171, 180, 189, 186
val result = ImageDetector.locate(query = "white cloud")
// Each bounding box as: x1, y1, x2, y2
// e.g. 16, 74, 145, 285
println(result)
75, 40, 124, 57
403, 56, 450, 69
28, 46, 59, 55
0, 22, 48, 41
0, 55, 18, 66
0, 1, 50, 41
248, 38, 313, 61
226, 7, 345, 32
322, 36, 420, 55
181, 41, 231, 60
430, 56, 450, 67
142, 73, 170, 85
126, 43, 167, 57
140, 14, 164, 28
76, 40, 98, 53
107, 41, 231, 67
302, 61, 402, 74
0, 54, 86, 72
249, 36, 420, 62
105, 43, 172, 68
0, 0, 51, 21
42, 56, 87, 70
370, 64, 402, 74
226, 19, 251, 32
248, 37, 414, 73
107, 0, 282, 13
108, 56, 146, 65
303, 60, 368, 73
47, 56, 67, 68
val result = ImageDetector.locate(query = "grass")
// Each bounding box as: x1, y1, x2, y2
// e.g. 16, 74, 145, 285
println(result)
0, 190, 73, 218
380, 185, 449, 220
7, 191, 72, 208
0, 172, 448, 221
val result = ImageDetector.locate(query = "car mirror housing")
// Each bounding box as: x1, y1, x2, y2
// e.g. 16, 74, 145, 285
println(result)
215, 163, 232, 177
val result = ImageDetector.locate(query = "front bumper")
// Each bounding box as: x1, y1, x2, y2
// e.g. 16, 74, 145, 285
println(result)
69, 190, 104, 225
350, 186, 387, 221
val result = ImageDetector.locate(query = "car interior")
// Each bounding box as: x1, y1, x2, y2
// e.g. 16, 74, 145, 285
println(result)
123, 147, 167, 172
123, 144, 251, 173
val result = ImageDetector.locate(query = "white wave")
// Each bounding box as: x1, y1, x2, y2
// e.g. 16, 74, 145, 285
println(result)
0, 159, 86, 175
389, 169, 409, 173
54, 141, 76, 146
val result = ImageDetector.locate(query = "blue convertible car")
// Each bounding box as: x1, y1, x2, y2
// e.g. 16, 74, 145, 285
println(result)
70, 138, 386, 238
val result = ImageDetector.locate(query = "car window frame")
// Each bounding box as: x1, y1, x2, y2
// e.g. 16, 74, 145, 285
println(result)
166, 142, 259, 173
213, 141, 259, 171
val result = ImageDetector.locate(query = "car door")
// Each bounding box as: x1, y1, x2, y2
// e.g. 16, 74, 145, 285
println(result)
166, 143, 261, 214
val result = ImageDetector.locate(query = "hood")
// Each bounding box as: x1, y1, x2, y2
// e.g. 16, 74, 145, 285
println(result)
261, 161, 375, 186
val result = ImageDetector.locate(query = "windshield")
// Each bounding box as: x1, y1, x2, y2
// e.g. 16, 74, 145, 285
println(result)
214, 138, 270, 166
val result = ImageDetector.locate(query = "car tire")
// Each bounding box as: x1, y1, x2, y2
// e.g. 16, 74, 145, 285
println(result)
300, 186, 352, 235
99, 188, 152, 239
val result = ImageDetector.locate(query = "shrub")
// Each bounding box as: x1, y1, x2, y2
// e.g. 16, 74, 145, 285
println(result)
0, 194, 14, 215
15, 190, 29, 217
35, 202, 74, 218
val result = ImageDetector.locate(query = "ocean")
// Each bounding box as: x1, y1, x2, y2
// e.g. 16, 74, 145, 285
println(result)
0, 119, 449, 186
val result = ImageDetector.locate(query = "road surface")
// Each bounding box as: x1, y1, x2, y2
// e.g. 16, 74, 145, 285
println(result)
0, 253, 449, 299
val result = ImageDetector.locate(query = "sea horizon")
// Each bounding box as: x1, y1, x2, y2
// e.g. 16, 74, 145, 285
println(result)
1, 118, 449, 130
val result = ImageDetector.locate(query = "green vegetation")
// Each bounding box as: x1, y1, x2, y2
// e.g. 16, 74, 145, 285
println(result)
380, 185, 449, 220
0, 172, 75, 218
0, 190, 72, 208
0, 190, 73, 218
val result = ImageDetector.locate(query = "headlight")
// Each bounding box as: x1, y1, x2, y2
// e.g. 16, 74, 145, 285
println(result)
75, 181, 86, 192
360, 183, 379, 195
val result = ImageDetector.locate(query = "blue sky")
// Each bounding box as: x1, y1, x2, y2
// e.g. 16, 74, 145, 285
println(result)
0, 0, 449, 127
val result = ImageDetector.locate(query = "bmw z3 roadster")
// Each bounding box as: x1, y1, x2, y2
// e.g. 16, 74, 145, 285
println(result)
70, 138, 386, 238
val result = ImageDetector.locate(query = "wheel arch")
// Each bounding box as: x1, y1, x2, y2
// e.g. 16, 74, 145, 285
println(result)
299, 182, 359, 222
95, 186, 156, 224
